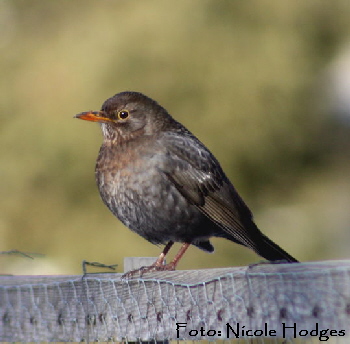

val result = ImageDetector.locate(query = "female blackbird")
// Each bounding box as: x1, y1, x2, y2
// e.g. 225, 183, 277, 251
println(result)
75, 91, 298, 273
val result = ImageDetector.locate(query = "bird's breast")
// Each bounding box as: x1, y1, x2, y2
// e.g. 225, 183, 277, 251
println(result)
94, 141, 204, 243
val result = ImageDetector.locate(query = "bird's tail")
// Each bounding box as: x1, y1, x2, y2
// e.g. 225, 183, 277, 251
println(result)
254, 233, 298, 263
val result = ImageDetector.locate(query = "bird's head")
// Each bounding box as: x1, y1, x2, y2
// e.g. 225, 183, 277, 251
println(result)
75, 91, 173, 143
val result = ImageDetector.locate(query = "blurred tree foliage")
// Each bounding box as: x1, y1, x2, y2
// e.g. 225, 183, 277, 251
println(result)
1, 0, 350, 274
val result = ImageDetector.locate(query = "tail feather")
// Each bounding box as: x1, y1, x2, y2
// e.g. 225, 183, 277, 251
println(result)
254, 233, 298, 263
220, 223, 299, 263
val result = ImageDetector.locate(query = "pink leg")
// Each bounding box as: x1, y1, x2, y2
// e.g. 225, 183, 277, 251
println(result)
163, 242, 191, 270
122, 242, 191, 279
122, 241, 174, 279
152, 241, 174, 267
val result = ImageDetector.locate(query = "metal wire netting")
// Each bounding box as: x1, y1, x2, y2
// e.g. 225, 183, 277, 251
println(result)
1, 260, 350, 342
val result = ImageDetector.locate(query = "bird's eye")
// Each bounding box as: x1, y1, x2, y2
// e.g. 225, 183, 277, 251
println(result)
117, 110, 129, 120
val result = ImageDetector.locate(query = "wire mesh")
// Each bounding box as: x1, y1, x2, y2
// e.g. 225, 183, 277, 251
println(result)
1, 260, 350, 342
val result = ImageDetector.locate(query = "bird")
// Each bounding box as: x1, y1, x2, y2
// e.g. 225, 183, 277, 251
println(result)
75, 91, 298, 275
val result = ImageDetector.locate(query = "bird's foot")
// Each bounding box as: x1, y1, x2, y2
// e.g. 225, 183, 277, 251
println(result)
122, 262, 176, 280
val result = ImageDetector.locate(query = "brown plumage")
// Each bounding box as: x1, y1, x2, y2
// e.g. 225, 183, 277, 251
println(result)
75, 91, 298, 274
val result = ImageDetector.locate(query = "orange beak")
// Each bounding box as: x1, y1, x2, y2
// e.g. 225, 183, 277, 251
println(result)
74, 111, 112, 123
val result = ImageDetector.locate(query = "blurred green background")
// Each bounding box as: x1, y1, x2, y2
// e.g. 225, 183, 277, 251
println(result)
1, 0, 350, 275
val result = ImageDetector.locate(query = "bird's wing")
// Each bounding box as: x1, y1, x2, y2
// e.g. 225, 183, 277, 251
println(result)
159, 131, 258, 249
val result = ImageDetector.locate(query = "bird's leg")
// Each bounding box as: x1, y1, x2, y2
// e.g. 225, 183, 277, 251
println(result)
146, 242, 191, 271
122, 242, 192, 279
128, 242, 190, 276
161, 242, 190, 270
122, 241, 174, 279
152, 241, 174, 267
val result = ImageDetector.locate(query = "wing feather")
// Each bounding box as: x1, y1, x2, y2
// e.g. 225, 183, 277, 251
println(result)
159, 131, 258, 249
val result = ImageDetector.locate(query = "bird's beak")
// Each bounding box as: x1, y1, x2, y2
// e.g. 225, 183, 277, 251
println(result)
74, 111, 112, 123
